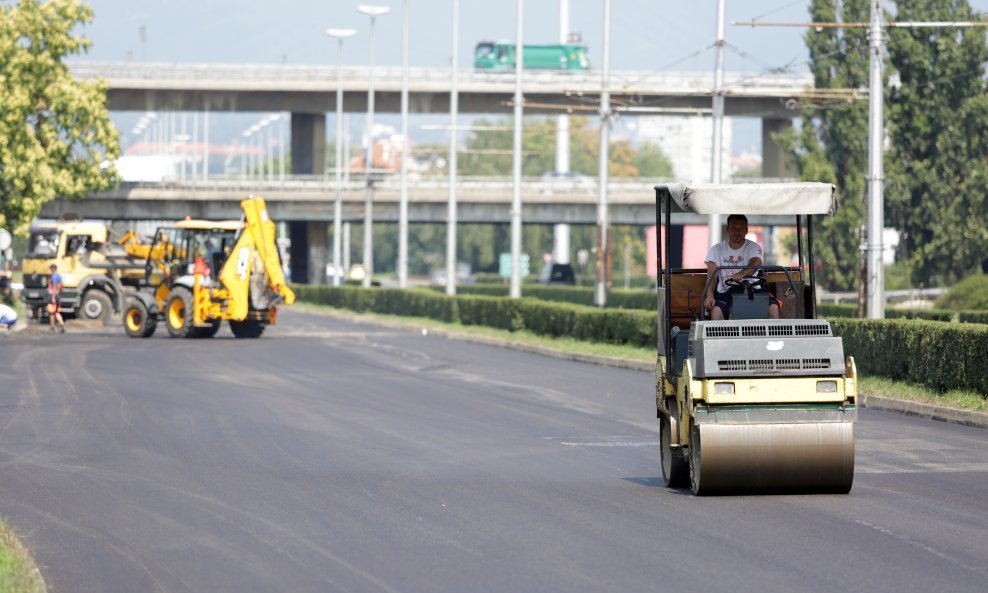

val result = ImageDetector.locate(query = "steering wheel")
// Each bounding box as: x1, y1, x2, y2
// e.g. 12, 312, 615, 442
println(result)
725, 275, 766, 290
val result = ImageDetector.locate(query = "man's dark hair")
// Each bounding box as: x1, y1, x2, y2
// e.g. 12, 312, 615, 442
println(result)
726, 214, 748, 225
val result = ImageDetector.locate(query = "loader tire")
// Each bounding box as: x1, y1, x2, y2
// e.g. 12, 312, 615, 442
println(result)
123, 299, 156, 338
165, 287, 195, 338
196, 319, 222, 339
660, 414, 689, 488
80, 290, 113, 325
230, 319, 264, 339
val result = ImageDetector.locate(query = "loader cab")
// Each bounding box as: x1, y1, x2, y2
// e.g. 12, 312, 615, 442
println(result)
145, 220, 241, 287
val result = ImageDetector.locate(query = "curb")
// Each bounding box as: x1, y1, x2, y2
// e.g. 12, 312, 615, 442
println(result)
298, 305, 987, 431
860, 394, 988, 430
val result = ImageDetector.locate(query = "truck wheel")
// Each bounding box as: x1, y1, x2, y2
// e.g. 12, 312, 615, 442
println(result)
660, 415, 689, 488
80, 290, 113, 325
123, 299, 156, 338
229, 319, 264, 339
165, 287, 195, 338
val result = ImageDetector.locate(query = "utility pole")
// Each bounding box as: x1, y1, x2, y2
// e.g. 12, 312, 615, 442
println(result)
446, 0, 460, 296
594, 0, 611, 307
510, 0, 525, 299
865, 0, 885, 319
708, 0, 726, 247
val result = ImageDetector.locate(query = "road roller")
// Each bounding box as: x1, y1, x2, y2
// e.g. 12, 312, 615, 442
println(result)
653, 182, 857, 495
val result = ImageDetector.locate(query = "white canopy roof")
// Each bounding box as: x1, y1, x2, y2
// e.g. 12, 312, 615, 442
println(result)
656, 182, 836, 216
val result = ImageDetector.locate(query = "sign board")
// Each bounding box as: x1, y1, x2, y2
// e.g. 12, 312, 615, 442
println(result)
498, 252, 530, 277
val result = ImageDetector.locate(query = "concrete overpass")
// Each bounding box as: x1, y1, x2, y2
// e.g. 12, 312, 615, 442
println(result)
69, 61, 843, 179
41, 177, 799, 226
65, 61, 834, 282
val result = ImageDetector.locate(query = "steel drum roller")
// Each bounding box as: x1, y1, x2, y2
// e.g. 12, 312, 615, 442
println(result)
690, 422, 854, 494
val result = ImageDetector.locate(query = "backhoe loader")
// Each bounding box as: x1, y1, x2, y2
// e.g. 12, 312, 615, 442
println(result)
123, 196, 295, 339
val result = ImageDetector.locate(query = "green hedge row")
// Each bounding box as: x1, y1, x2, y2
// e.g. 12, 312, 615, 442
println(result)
432, 284, 657, 310
293, 285, 658, 347
294, 285, 986, 395
830, 318, 988, 395
817, 302, 987, 324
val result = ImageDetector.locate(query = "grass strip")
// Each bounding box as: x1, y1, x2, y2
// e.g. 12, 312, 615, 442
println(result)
295, 302, 988, 414
0, 518, 46, 593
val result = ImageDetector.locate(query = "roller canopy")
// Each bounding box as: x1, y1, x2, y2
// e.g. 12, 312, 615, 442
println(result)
655, 182, 836, 216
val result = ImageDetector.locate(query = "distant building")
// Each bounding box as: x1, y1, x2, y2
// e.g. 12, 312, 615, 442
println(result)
637, 115, 732, 182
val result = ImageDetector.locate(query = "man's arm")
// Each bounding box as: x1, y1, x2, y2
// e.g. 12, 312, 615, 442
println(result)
704, 261, 718, 311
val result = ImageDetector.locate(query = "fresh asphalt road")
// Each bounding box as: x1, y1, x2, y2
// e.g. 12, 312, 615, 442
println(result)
1, 309, 986, 593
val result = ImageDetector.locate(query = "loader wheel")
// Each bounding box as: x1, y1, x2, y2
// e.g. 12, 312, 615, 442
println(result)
165, 287, 195, 338
660, 415, 689, 488
196, 319, 222, 339
80, 290, 113, 325
229, 319, 264, 339
123, 299, 157, 338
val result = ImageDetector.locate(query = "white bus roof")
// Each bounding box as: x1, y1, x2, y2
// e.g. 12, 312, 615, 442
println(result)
655, 182, 836, 216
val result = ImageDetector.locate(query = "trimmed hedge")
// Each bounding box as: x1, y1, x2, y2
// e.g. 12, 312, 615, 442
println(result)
293, 285, 656, 347
294, 285, 986, 395
831, 318, 988, 395
432, 284, 657, 310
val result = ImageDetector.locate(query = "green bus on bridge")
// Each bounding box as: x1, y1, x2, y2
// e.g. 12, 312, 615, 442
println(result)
473, 41, 590, 71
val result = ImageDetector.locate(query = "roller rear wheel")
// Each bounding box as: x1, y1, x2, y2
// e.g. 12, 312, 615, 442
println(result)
660, 415, 689, 488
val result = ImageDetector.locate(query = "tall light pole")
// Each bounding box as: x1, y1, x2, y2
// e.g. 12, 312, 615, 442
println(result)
398, 0, 410, 288
553, 0, 571, 268
357, 4, 390, 288
865, 0, 884, 319
594, 0, 612, 307
327, 27, 357, 287
708, 0, 726, 247
509, 0, 525, 298
446, 0, 460, 296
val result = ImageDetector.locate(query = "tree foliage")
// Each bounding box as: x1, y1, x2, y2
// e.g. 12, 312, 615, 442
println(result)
777, 0, 870, 291
885, 0, 988, 286
0, 0, 119, 235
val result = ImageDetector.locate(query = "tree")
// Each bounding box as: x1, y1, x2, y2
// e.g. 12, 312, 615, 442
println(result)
0, 0, 119, 235
885, 0, 988, 286
776, 0, 870, 291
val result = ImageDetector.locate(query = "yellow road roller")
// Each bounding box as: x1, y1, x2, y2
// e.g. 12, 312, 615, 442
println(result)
654, 182, 857, 495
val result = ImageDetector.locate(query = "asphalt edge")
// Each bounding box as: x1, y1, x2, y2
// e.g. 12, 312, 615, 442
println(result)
298, 305, 988, 431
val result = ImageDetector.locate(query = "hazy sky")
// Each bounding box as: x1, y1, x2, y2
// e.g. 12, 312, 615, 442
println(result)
76, 1, 988, 156
79, 1, 824, 74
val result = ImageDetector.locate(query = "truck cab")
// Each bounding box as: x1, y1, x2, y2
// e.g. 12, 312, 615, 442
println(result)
21, 217, 145, 323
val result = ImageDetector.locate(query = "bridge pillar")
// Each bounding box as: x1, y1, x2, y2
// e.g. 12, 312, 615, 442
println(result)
288, 221, 329, 284
291, 113, 327, 176
761, 118, 794, 179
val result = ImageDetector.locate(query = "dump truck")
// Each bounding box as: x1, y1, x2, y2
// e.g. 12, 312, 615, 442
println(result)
20, 215, 148, 323
123, 196, 294, 339
654, 182, 857, 495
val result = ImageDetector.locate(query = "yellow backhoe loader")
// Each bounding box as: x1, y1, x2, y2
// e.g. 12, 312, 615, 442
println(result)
123, 196, 295, 339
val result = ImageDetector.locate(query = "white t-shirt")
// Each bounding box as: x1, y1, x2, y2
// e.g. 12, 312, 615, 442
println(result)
705, 239, 763, 293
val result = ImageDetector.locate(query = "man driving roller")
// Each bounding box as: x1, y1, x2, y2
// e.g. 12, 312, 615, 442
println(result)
703, 214, 780, 320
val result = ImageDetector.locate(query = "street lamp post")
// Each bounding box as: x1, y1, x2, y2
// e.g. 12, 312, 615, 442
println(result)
509, 0, 524, 299
357, 4, 391, 288
398, 0, 410, 288
327, 28, 357, 287
446, 0, 460, 296
594, 0, 612, 307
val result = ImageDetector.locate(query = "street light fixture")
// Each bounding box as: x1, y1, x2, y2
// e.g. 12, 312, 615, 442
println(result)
327, 27, 358, 287
357, 3, 390, 288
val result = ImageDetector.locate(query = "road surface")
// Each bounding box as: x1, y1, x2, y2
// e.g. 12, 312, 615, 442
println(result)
1, 309, 986, 593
